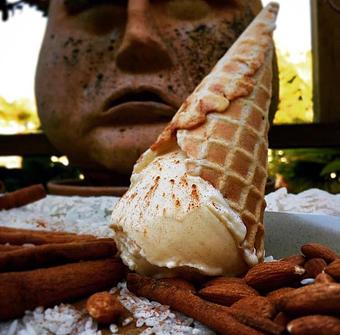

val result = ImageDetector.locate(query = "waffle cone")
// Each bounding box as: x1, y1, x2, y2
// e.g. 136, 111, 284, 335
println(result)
140, 3, 279, 265
177, 51, 272, 263
127, 3, 279, 271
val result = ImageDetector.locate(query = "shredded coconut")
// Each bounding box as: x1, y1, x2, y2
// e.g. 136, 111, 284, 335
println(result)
0, 305, 99, 335
0, 195, 118, 236
108, 324, 119, 334
116, 282, 214, 335
265, 188, 340, 216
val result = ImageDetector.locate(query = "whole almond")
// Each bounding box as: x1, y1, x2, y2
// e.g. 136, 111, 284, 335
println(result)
325, 259, 340, 280
278, 283, 340, 316
281, 255, 305, 267
86, 292, 126, 324
231, 296, 277, 319
245, 261, 305, 291
287, 315, 340, 335
304, 258, 327, 278
199, 282, 258, 306
267, 287, 296, 305
315, 272, 337, 284
301, 243, 337, 263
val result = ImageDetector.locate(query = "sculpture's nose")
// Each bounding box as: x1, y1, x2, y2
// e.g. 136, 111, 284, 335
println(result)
116, 0, 173, 73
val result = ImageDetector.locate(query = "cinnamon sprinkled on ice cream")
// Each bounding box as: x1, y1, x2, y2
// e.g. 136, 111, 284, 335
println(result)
112, 149, 247, 277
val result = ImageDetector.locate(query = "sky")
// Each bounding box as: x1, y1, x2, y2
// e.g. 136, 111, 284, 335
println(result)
0, 0, 311, 103
0, 6, 47, 103
262, 0, 312, 56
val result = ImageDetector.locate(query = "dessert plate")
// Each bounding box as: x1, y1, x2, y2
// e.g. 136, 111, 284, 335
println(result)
264, 211, 340, 258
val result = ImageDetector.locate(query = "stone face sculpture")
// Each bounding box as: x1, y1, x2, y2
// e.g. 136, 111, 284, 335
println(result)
36, 0, 272, 184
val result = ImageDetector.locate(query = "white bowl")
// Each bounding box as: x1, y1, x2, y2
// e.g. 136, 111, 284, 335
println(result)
264, 211, 340, 258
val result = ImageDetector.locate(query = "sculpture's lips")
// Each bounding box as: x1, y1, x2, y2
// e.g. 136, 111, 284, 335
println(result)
100, 89, 178, 125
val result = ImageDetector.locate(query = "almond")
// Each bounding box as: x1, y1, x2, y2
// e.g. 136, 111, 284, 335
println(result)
231, 296, 277, 319
281, 255, 305, 267
301, 243, 338, 263
325, 259, 340, 280
267, 287, 296, 305
315, 272, 337, 284
278, 283, 340, 316
86, 291, 126, 324
287, 315, 340, 335
199, 282, 258, 306
245, 261, 305, 291
304, 258, 327, 278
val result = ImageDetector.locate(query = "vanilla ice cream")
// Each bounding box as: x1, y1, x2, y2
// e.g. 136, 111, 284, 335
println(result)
111, 148, 249, 277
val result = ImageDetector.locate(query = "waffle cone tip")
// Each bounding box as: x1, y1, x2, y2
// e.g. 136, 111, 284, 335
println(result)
151, 2, 279, 153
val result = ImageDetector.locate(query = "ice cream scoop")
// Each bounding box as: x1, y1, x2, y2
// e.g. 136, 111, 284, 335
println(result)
112, 149, 248, 277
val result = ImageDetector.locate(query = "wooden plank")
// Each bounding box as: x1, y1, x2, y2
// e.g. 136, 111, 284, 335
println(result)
0, 133, 60, 156
268, 123, 340, 149
0, 124, 339, 157
311, 0, 340, 122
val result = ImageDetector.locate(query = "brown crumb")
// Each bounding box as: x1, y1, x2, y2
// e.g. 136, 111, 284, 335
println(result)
191, 184, 200, 202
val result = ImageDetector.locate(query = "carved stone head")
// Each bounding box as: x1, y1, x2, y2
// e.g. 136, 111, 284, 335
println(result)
36, 0, 263, 183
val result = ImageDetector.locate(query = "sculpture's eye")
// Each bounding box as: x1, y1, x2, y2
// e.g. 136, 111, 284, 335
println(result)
63, 0, 126, 15
165, 0, 211, 21
63, 0, 127, 35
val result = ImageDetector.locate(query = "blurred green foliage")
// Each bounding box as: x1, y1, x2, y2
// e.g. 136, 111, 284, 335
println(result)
269, 50, 339, 194
274, 50, 313, 124
0, 96, 40, 133
0, 97, 79, 190
269, 149, 340, 194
